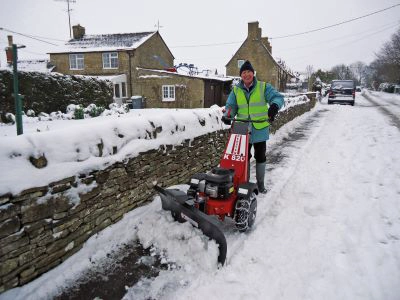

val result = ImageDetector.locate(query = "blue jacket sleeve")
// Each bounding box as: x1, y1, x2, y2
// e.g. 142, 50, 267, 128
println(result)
265, 83, 284, 109
224, 90, 238, 118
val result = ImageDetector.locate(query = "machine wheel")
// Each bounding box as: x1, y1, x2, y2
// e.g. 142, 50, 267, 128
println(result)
171, 211, 186, 223
234, 193, 257, 232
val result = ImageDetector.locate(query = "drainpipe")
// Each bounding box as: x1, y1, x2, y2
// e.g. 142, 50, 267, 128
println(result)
127, 50, 135, 97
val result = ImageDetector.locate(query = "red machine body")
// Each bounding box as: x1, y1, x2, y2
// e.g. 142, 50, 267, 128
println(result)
202, 122, 250, 220
156, 119, 260, 265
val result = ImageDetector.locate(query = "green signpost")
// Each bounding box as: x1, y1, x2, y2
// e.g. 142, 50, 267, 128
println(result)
10, 44, 25, 135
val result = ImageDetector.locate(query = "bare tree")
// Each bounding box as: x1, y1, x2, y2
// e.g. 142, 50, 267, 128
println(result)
330, 64, 350, 80
350, 61, 367, 85
369, 27, 400, 84
54, 0, 76, 38
305, 65, 314, 80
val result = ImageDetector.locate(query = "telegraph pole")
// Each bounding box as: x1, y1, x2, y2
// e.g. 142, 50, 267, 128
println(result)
55, 0, 76, 38
154, 20, 163, 32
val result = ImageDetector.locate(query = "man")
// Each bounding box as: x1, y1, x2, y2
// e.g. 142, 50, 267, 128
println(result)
222, 60, 284, 193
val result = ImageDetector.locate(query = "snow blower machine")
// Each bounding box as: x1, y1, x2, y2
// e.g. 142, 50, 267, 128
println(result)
154, 117, 264, 265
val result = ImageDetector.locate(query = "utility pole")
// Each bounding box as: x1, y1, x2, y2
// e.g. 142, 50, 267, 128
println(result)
154, 20, 163, 32
55, 0, 76, 38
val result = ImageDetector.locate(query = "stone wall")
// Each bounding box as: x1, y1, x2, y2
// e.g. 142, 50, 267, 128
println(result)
136, 69, 205, 108
0, 131, 228, 293
271, 93, 317, 134
0, 96, 316, 293
0, 70, 113, 116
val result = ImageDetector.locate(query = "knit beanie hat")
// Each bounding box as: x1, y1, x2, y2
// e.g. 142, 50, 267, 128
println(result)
239, 60, 255, 75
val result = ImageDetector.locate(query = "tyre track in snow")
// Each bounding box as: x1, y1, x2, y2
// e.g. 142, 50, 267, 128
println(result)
168, 96, 400, 300
120, 105, 332, 299
225, 106, 330, 265
46, 104, 331, 299
362, 91, 400, 130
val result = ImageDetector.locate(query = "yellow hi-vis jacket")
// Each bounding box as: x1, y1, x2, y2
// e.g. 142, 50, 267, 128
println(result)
234, 81, 270, 129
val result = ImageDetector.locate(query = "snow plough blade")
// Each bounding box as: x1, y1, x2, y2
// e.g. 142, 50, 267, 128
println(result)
154, 185, 227, 265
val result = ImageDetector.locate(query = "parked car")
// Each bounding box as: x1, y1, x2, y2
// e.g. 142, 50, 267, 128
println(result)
328, 80, 355, 106
378, 82, 395, 93
324, 84, 331, 96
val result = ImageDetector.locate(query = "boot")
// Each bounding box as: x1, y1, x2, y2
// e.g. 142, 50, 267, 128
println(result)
256, 162, 267, 194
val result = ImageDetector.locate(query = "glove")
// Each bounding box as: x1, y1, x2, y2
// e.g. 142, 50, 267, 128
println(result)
221, 115, 231, 125
268, 103, 279, 122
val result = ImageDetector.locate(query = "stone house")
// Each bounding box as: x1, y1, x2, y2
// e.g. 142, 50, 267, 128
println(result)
226, 21, 294, 91
49, 25, 231, 108
136, 68, 232, 108
49, 25, 175, 104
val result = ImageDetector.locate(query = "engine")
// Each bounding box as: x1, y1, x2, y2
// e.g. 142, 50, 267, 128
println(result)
187, 167, 235, 199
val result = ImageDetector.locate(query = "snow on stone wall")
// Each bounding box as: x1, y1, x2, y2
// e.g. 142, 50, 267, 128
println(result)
0, 95, 316, 293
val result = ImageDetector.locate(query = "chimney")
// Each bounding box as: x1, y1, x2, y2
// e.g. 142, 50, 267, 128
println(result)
261, 37, 272, 53
8, 35, 13, 47
6, 35, 13, 65
248, 21, 261, 40
72, 24, 85, 39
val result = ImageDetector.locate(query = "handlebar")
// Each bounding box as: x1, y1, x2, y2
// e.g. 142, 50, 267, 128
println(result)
233, 118, 269, 123
222, 116, 270, 123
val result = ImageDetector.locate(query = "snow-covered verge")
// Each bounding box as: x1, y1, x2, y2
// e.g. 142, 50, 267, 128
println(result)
281, 93, 311, 110
3, 102, 129, 124
0, 105, 224, 196
363, 90, 400, 113
0, 95, 309, 196
1, 93, 399, 300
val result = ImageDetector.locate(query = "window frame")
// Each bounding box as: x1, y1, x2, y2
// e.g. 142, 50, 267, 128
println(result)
121, 82, 127, 98
102, 52, 119, 69
237, 59, 245, 69
113, 82, 128, 99
114, 83, 120, 98
162, 85, 175, 102
69, 53, 84, 70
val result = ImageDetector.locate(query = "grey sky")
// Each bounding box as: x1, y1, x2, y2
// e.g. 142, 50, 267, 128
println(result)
1, 0, 399, 74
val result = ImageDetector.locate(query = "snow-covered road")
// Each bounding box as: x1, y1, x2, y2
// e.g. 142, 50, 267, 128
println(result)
2, 91, 400, 300
126, 91, 400, 300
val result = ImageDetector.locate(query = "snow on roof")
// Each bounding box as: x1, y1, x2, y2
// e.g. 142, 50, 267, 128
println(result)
78, 74, 127, 82
138, 67, 233, 82
49, 31, 157, 54
0, 60, 54, 73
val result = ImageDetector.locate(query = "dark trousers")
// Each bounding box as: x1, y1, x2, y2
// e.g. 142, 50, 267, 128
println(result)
248, 141, 266, 163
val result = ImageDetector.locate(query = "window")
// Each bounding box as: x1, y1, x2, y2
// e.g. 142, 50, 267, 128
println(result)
162, 85, 175, 101
102, 52, 118, 69
237, 59, 245, 69
121, 82, 127, 97
114, 84, 120, 98
113, 83, 127, 99
69, 54, 84, 70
